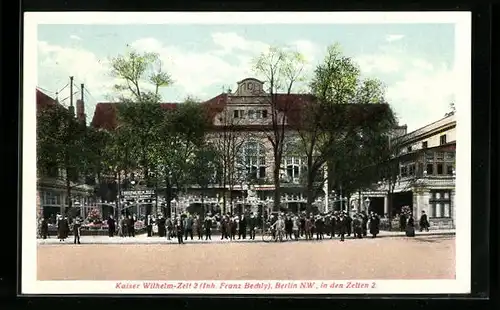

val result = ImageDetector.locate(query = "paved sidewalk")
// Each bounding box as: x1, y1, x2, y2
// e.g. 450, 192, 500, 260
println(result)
37, 229, 455, 245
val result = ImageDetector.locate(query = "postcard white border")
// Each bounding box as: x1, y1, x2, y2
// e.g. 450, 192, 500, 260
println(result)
22, 11, 471, 295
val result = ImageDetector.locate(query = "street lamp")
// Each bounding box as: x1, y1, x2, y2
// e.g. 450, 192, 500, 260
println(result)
364, 197, 371, 212
171, 198, 177, 218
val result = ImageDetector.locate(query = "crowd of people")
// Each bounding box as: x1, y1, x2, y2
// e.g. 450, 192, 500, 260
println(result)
106, 210, 384, 244
38, 209, 430, 244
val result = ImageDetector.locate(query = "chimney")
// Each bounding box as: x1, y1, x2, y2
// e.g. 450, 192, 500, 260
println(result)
76, 99, 86, 124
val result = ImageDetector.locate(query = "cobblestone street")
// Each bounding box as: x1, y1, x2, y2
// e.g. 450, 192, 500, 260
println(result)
37, 235, 455, 281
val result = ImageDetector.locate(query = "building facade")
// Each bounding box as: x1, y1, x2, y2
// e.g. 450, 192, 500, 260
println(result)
358, 114, 456, 229
90, 78, 456, 228
36, 89, 96, 222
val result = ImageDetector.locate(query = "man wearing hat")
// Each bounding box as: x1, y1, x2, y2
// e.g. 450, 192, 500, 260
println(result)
204, 214, 213, 240
157, 214, 166, 237
419, 210, 430, 232
248, 213, 257, 240
73, 216, 82, 244
337, 212, 348, 242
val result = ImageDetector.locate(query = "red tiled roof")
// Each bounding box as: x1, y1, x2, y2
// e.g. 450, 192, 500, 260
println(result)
90, 93, 315, 130
90, 101, 179, 130
36, 89, 58, 111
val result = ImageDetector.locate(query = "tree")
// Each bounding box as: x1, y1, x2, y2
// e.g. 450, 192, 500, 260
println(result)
189, 144, 220, 214
109, 49, 173, 183
37, 105, 91, 216
252, 46, 306, 210
207, 107, 248, 214
152, 98, 208, 216
295, 43, 395, 213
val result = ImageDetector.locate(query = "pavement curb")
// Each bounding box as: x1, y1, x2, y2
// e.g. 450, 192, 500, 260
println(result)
37, 232, 455, 245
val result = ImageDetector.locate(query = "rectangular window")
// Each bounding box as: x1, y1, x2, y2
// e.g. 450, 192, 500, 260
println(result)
440, 134, 447, 145
422, 141, 428, 149
437, 163, 443, 175
262, 110, 268, 118
233, 110, 239, 118
436, 152, 444, 161
445, 152, 455, 160
426, 163, 434, 175
248, 110, 255, 119
259, 156, 266, 165
407, 146, 412, 153
239, 110, 245, 118
401, 166, 408, 177
259, 166, 266, 178
408, 164, 416, 176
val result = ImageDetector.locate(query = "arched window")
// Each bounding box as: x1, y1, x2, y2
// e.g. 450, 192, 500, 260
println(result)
240, 141, 267, 180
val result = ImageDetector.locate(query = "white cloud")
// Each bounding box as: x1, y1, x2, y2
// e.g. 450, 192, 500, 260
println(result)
356, 54, 401, 74
385, 34, 404, 42
69, 34, 82, 41
37, 40, 119, 115
210, 32, 269, 56
356, 47, 455, 131
38, 32, 319, 118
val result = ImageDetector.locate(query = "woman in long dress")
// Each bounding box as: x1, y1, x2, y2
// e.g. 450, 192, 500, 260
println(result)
369, 212, 380, 238
406, 216, 416, 237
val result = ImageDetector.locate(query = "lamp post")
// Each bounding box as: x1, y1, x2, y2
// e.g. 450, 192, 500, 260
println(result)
364, 197, 371, 213
171, 198, 177, 219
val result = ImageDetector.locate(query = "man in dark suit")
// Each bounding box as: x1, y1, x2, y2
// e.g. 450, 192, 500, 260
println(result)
238, 214, 247, 239
204, 215, 212, 240
157, 215, 166, 237
419, 211, 430, 231
248, 214, 257, 240
73, 216, 82, 244
146, 214, 153, 237
399, 213, 407, 232
107, 215, 116, 237
40, 217, 49, 239
175, 217, 184, 244
337, 212, 348, 242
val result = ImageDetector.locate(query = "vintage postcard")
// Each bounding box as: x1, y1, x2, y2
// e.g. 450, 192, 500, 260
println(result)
22, 12, 471, 295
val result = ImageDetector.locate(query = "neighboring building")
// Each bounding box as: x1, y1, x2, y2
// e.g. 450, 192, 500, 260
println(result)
36, 89, 95, 221
358, 114, 456, 229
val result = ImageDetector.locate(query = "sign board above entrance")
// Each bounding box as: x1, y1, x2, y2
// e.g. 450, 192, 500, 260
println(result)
122, 189, 155, 200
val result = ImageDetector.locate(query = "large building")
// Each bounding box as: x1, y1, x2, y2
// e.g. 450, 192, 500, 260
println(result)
91, 78, 317, 216
358, 114, 456, 229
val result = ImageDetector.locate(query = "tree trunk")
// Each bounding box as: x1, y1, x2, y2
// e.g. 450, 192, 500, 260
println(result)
273, 162, 281, 211
306, 176, 315, 214
229, 188, 234, 215
201, 193, 205, 216
165, 175, 172, 218
358, 190, 362, 212
387, 190, 393, 230
65, 168, 72, 217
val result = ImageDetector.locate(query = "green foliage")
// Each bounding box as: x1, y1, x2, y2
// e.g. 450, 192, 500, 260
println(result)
189, 144, 220, 188
252, 46, 307, 208
110, 49, 172, 102
295, 43, 397, 210
37, 106, 90, 182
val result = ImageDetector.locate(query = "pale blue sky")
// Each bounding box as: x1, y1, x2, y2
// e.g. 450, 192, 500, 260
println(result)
37, 23, 455, 131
